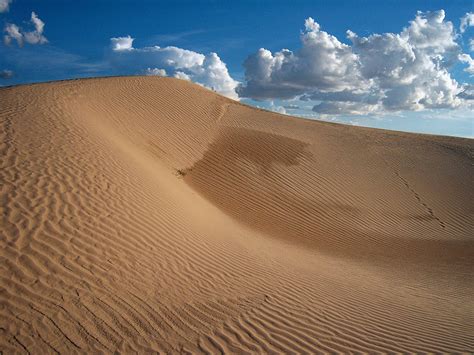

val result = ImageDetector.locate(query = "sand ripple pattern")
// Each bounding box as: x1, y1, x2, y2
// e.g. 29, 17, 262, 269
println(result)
1, 77, 473, 353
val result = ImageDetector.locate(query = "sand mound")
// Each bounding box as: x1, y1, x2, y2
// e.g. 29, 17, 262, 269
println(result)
1, 77, 473, 353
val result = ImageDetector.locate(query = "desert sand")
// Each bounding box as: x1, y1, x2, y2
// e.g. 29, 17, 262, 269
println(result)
1, 76, 473, 353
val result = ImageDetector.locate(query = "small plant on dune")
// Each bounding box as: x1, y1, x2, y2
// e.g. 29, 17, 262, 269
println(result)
176, 169, 187, 177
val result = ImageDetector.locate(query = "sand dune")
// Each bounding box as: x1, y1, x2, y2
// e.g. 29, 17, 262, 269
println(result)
1, 76, 473, 353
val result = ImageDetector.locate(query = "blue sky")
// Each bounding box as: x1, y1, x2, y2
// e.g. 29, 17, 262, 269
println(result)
1, 0, 473, 137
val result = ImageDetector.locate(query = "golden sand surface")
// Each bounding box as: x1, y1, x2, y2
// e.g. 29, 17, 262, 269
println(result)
1, 77, 473, 353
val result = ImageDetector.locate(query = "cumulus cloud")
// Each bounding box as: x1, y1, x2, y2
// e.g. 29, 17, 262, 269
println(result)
349, 10, 462, 111
459, 53, 474, 75
3, 23, 21, 45
312, 101, 378, 115
4, 12, 47, 46
238, 10, 471, 114
111, 35, 134, 51
458, 84, 474, 100
24, 12, 47, 44
268, 101, 286, 114
469, 38, 474, 52
238, 17, 362, 100
109, 38, 239, 99
174, 71, 191, 81
145, 68, 167, 76
0, 0, 12, 13
460, 12, 474, 33
0, 69, 14, 79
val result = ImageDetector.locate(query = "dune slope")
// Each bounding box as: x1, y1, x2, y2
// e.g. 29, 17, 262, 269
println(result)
1, 77, 473, 353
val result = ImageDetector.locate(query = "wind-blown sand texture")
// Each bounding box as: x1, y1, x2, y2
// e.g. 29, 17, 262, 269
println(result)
1, 77, 473, 353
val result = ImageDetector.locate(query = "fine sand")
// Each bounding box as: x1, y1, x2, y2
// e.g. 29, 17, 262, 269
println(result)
1, 76, 473, 353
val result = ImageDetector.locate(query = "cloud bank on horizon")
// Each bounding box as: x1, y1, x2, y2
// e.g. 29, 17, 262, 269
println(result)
237, 10, 474, 115
107, 9, 473, 117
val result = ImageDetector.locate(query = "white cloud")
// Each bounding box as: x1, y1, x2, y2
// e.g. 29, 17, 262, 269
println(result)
0, 69, 14, 79
238, 10, 469, 114
174, 71, 191, 81
459, 53, 474, 75
24, 12, 47, 44
194, 52, 239, 99
238, 17, 362, 100
268, 101, 286, 114
313, 101, 379, 115
470, 38, 474, 52
4, 23, 22, 45
146, 46, 205, 69
111, 35, 134, 51
0, 0, 12, 13
349, 10, 462, 111
401, 10, 458, 55
460, 12, 474, 33
145, 68, 167, 76
274, 106, 286, 114
458, 84, 474, 100
4, 12, 47, 46
109, 38, 239, 99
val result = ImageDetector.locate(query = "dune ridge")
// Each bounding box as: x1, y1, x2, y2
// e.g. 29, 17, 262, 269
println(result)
1, 76, 473, 353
